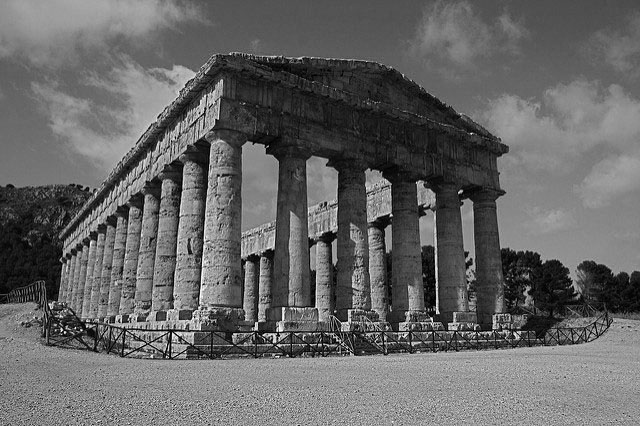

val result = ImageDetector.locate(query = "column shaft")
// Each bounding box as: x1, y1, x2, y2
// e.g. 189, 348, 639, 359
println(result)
89, 228, 106, 319
81, 235, 98, 319
335, 162, 370, 320
173, 151, 207, 311
69, 248, 82, 311
257, 251, 274, 322
107, 211, 129, 318
151, 170, 182, 313
433, 183, 468, 323
58, 258, 68, 302
134, 184, 161, 315
315, 235, 334, 322
98, 219, 117, 319
472, 190, 505, 326
119, 198, 143, 316
200, 130, 245, 309
368, 222, 389, 322
272, 147, 311, 308
243, 256, 259, 322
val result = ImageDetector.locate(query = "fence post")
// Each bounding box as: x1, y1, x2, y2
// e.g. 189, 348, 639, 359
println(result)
254, 332, 258, 359
289, 332, 293, 357
381, 331, 386, 355
408, 331, 413, 354
120, 329, 126, 357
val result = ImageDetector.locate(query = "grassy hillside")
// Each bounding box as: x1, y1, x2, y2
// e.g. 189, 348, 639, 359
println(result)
0, 184, 92, 298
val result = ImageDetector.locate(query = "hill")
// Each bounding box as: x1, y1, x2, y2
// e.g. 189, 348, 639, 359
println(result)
0, 184, 92, 297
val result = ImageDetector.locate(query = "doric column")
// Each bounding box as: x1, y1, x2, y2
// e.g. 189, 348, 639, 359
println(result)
69, 245, 82, 311
80, 233, 98, 319
173, 148, 208, 315
107, 207, 129, 319
76, 239, 91, 313
134, 182, 161, 317
386, 173, 425, 321
432, 183, 467, 323
243, 255, 259, 323
200, 130, 246, 309
98, 216, 117, 319
368, 218, 390, 322
315, 233, 335, 322
58, 257, 68, 302
89, 225, 107, 319
270, 144, 312, 308
332, 159, 371, 320
118, 195, 143, 318
257, 250, 274, 322
64, 253, 73, 304
150, 166, 182, 318
471, 189, 506, 326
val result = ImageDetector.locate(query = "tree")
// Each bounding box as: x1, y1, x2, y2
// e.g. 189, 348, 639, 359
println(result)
501, 248, 543, 309
532, 259, 576, 317
575, 260, 617, 308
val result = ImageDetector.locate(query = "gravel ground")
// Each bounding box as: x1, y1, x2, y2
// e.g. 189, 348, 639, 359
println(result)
1, 303, 639, 425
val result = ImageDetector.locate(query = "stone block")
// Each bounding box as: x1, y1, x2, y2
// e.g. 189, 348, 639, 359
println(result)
346, 309, 380, 323
275, 321, 325, 332
448, 322, 480, 331
492, 313, 529, 331
267, 307, 318, 322
396, 321, 445, 332
147, 311, 167, 322
452, 311, 477, 323
167, 309, 194, 321
128, 313, 148, 323
114, 314, 129, 324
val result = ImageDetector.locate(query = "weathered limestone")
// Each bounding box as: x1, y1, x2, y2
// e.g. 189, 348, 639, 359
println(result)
257, 250, 274, 322
74, 241, 90, 313
432, 183, 468, 324
98, 217, 117, 319
387, 173, 425, 322
243, 255, 259, 323
80, 233, 98, 319
89, 225, 107, 319
315, 233, 335, 322
133, 182, 161, 318
58, 257, 68, 302
471, 189, 506, 327
333, 160, 372, 321
107, 207, 129, 320
118, 195, 143, 319
270, 144, 312, 309
150, 167, 182, 320
172, 148, 208, 317
69, 246, 82, 311
368, 218, 390, 322
199, 130, 246, 312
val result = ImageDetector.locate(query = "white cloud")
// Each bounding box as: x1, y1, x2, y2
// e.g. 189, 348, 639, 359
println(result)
587, 13, 640, 76
575, 155, 640, 208
32, 56, 194, 169
0, 0, 203, 68
409, 1, 527, 70
525, 207, 576, 235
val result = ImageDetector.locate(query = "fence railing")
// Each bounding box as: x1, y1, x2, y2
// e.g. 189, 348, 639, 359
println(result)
82, 309, 613, 360
2, 280, 48, 305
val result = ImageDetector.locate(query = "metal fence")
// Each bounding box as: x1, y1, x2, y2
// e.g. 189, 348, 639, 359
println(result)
1, 280, 48, 304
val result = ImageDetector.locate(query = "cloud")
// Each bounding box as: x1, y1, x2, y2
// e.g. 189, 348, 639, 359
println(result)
586, 13, 640, 76
0, 0, 203, 68
32, 56, 194, 169
249, 39, 262, 54
525, 207, 576, 235
409, 1, 528, 70
575, 155, 640, 208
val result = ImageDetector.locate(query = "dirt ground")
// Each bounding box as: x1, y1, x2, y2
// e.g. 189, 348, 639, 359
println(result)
1, 303, 639, 425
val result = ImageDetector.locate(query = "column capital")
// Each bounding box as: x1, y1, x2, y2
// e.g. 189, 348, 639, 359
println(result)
141, 181, 161, 197
97, 223, 107, 234
179, 146, 208, 165
368, 215, 391, 230
114, 205, 129, 218
382, 169, 420, 184
327, 157, 367, 172
66, 253, 73, 260
104, 215, 118, 227
89, 231, 98, 240
82, 237, 91, 246
126, 194, 144, 209
468, 187, 505, 204
243, 253, 260, 262
266, 140, 311, 161
157, 164, 183, 183
204, 129, 246, 147
315, 232, 336, 244
258, 249, 274, 259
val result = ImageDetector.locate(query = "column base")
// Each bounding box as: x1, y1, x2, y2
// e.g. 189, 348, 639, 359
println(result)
192, 307, 250, 331
114, 314, 129, 324
389, 309, 432, 324
447, 311, 479, 331
146, 311, 168, 322
128, 313, 148, 323
167, 309, 195, 321
395, 321, 445, 332
492, 313, 528, 331
264, 307, 321, 332
104, 316, 117, 324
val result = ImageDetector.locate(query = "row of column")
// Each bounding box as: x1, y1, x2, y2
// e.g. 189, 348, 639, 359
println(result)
58, 129, 504, 326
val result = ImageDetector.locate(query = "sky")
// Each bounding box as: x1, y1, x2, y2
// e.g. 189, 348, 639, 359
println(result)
1, 0, 639, 276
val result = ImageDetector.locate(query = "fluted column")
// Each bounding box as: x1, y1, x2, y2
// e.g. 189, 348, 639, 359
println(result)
134, 182, 161, 318
257, 250, 274, 322
368, 218, 390, 322
89, 225, 107, 319
107, 207, 129, 319
270, 144, 311, 308
64, 253, 73, 304
200, 130, 246, 310
75, 239, 91, 313
80, 233, 98, 319
98, 217, 117, 319
150, 167, 182, 319
69, 246, 82, 310
433, 183, 467, 323
58, 257, 68, 302
173, 148, 208, 315
471, 189, 505, 326
333, 159, 371, 321
243, 255, 259, 322
118, 195, 143, 318
386, 174, 425, 322
315, 233, 335, 322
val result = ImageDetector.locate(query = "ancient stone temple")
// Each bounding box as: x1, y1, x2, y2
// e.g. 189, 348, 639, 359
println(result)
57, 53, 509, 332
